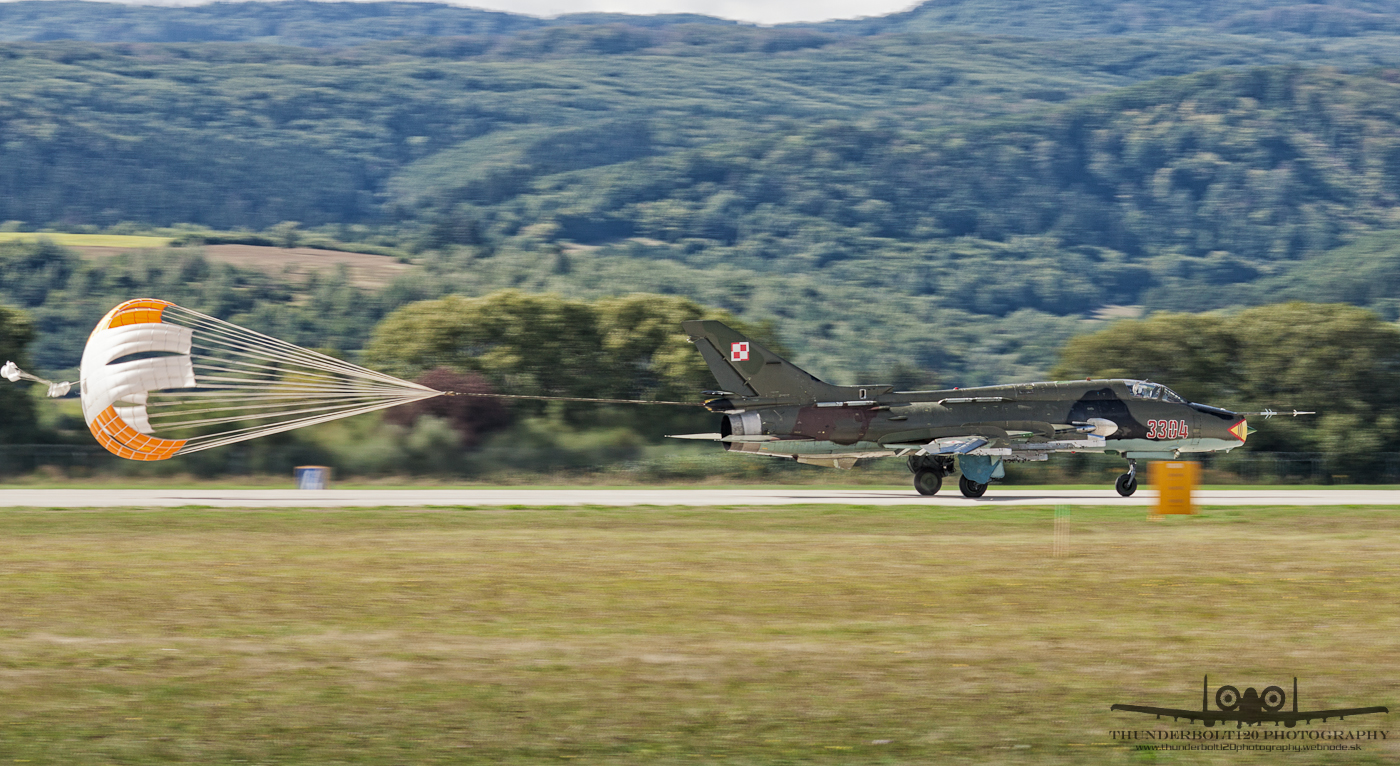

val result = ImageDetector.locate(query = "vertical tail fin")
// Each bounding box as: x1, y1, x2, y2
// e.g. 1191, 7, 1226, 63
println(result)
681, 320, 869, 402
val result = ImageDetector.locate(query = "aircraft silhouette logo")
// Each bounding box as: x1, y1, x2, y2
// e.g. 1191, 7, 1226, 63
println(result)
1112, 677, 1388, 729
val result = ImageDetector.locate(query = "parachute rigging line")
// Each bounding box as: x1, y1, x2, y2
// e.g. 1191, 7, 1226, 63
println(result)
2, 299, 700, 462
69, 299, 443, 460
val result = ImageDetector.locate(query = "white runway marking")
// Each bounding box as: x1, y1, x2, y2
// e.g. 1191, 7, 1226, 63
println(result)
1, 488, 1398, 508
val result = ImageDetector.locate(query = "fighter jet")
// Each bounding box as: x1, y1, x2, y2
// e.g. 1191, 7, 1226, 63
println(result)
1112, 676, 1387, 728
670, 320, 1296, 497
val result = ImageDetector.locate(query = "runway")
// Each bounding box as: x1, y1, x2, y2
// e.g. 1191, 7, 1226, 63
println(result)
1, 487, 1398, 507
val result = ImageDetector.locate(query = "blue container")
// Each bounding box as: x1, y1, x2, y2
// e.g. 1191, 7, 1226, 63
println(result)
294, 465, 330, 490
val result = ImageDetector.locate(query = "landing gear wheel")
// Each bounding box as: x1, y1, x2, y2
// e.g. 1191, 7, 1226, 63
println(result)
1115, 473, 1138, 497
1216, 686, 1241, 712
914, 469, 942, 496
958, 475, 987, 498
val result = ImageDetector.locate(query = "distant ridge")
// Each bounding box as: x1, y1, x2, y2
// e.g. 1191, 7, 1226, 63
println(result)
0, 0, 742, 47
813, 0, 1400, 38
7, 0, 1400, 46
6, 0, 1400, 384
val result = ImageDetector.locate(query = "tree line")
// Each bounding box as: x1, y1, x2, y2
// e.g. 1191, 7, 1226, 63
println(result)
10, 1, 1400, 48
4, 282, 1400, 476
1056, 303, 1400, 472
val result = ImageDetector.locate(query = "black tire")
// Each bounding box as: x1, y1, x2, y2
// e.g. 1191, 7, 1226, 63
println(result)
1261, 686, 1286, 712
1216, 685, 1241, 712
1115, 473, 1138, 497
958, 475, 987, 498
914, 469, 942, 496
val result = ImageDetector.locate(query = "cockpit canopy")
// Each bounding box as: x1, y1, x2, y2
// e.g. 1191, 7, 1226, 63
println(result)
1127, 380, 1187, 404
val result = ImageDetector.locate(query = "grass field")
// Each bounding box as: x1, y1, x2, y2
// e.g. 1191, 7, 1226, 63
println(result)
1, 505, 1396, 764
0, 232, 173, 248
7, 472, 1400, 491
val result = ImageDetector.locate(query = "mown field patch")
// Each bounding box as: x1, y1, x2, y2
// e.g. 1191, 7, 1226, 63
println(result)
0, 232, 172, 248
0, 505, 1396, 764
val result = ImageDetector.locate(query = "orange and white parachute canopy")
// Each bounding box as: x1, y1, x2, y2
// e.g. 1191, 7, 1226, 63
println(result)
79, 299, 439, 461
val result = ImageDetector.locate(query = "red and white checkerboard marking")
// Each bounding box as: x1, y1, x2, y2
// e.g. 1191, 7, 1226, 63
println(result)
730, 342, 749, 362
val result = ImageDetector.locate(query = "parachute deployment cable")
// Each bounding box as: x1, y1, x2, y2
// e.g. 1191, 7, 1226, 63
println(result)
440, 390, 702, 407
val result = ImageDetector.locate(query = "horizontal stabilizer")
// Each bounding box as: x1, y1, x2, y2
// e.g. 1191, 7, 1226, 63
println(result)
665, 433, 814, 443
796, 456, 858, 469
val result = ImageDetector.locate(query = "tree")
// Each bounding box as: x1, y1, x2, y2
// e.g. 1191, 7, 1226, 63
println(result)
364, 290, 752, 400
1227, 303, 1400, 460
1052, 312, 1237, 403
593, 293, 739, 402
1053, 302, 1400, 470
362, 291, 606, 397
381, 368, 511, 448
0, 305, 38, 444
363, 290, 762, 435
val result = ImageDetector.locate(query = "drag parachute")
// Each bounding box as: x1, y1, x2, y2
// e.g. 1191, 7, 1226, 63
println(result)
73, 299, 439, 461
0, 298, 701, 462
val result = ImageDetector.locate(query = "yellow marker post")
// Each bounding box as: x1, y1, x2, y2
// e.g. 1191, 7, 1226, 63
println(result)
1149, 461, 1199, 517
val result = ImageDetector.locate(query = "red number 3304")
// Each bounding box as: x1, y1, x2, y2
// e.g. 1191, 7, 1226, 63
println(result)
1147, 419, 1188, 439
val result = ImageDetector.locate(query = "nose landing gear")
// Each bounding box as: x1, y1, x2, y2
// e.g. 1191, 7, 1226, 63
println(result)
1115, 459, 1138, 497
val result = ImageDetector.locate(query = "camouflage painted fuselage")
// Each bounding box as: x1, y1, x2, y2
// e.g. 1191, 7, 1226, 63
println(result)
679, 319, 1248, 474
715, 379, 1246, 466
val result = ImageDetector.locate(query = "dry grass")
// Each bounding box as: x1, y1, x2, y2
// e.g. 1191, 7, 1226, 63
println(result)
0, 232, 173, 248
0, 505, 1396, 764
69, 244, 413, 289
192, 245, 411, 288
5, 233, 411, 288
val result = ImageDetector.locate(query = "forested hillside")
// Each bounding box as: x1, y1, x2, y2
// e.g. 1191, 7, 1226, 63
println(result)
5, 0, 1400, 390
8, 30, 1346, 230
821, 0, 1400, 38
11, 0, 1400, 45
475, 68, 1400, 313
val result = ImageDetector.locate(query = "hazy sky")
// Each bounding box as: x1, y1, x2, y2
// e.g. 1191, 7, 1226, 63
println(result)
112, 0, 922, 25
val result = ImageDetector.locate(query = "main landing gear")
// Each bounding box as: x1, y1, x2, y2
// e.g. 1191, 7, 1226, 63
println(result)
1115, 459, 1139, 497
958, 475, 988, 498
909, 455, 987, 497
914, 469, 942, 496
909, 455, 954, 496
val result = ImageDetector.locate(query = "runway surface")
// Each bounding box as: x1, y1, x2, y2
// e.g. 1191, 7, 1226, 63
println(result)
1, 487, 1398, 507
